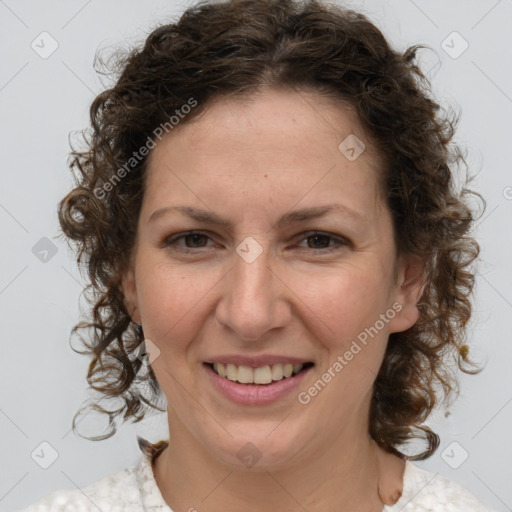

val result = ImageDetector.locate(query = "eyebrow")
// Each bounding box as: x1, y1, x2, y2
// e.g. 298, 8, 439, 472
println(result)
147, 204, 365, 229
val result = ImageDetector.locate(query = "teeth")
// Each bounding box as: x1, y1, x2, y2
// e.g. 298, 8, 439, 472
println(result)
217, 362, 226, 377
271, 364, 284, 381
237, 365, 253, 384
292, 363, 303, 374
254, 365, 272, 384
226, 363, 237, 381
212, 362, 306, 384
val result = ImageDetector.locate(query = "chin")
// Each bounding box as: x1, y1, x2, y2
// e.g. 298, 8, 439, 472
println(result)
204, 423, 310, 472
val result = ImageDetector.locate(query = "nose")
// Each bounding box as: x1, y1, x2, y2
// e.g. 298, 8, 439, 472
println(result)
215, 245, 291, 342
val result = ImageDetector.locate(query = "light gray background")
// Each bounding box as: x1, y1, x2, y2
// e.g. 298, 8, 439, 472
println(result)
1, 0, 511, 510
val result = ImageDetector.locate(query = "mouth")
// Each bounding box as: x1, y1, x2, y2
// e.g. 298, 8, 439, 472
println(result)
204, 361, 315, 385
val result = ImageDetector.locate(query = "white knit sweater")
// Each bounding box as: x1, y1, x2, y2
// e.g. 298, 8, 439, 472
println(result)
15, 437, 495, 512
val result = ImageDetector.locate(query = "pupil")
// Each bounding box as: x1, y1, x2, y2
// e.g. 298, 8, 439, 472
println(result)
186, 234, 207, 247
309, 234, 329, 248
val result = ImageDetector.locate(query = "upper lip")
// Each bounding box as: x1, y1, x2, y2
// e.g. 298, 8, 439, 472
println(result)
204, 355, 314, 368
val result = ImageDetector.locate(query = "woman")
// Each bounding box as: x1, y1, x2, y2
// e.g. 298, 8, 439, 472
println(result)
18, 0, 494, 510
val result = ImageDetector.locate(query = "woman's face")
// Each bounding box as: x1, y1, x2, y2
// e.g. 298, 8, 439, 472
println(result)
123, 87, 423, 470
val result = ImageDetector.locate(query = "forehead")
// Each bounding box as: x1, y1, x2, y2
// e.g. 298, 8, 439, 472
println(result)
142, 87, 384, 217
153, 87, 378, 162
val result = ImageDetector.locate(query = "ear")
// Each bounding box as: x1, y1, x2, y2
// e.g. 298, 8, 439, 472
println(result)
388, 254, 426, 333
121, 264, 141, 325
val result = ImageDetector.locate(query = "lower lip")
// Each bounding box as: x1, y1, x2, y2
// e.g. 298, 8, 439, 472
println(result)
204, 363, 313, 405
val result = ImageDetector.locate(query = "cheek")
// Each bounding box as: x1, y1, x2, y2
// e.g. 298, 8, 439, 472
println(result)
298, 266, 394, 396
303, 268, 394, 342
136, 261, 220, 352
300, 272, 393, 411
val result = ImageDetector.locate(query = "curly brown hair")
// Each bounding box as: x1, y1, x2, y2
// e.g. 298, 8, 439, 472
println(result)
57, 0, 482, 459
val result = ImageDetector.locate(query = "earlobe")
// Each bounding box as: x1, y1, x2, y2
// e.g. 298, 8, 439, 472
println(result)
121, 266, 141, 324
388, 255, 426, 334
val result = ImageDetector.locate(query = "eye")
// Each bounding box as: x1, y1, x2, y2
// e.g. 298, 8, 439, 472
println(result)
180, 233, 209, 248
161, 231, 215, 251
295, 231, 349, 252
160, 230, 349, 255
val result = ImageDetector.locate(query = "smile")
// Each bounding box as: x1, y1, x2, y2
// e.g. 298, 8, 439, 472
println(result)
208, 362, 314, 385
203, 361, 315, 405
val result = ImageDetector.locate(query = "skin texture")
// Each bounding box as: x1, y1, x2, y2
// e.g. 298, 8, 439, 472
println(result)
122, 87, 425, 512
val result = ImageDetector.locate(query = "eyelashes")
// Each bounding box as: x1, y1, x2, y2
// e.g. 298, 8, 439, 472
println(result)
165, 232, 212, 249
161, 230, 350, 254
295, 232, 347, 250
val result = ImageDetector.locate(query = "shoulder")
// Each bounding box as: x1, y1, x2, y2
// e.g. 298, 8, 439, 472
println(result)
14, 465, 141, 512
386, 461, 496, 512
14, 437, 171, 512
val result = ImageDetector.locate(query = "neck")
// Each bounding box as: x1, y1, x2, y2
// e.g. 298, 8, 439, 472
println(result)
152, 414, 405, 512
